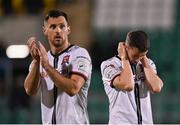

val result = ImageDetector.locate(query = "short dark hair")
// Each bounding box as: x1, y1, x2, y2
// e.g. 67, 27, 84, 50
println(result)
126, 30, 150, 52
44, 9, 68, 24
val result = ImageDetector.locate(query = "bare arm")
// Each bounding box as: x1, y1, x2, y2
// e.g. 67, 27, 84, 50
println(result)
113, 59, 134, 91
24, 60, 41, 95
112, 42, 134, 91
43, 64, 85, 96
140, 56, 163, 93
24, 37, 41, 95
38, 42, 85, 96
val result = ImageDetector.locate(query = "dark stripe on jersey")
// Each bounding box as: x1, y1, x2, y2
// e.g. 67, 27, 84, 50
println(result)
50, 44, 74, 58
131, 64, 142, 124
52, 57, 59, 124
134, 83, 142, 124
70, 71, 88, 81
110, 73, 120, 88
115, 55, 121, 60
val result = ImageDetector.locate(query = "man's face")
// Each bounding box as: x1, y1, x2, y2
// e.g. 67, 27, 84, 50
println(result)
43, 16, 70, 47
126, 44, 148, 63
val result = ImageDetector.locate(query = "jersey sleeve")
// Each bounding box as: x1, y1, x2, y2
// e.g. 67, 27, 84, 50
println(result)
148, 59, 157, 74
101, 59, 122, 87
70, 48, 92, 81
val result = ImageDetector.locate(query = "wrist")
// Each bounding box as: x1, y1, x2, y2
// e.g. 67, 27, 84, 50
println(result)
120, 55, 127, 60
121, 57, 128, 61
121, 58, 131, 69
141, 57, 150, 68
33, 59, 40, 64
42, 61, 51, 71
141, 56, 147, 63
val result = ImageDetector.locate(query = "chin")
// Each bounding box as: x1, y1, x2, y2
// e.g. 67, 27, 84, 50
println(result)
54, 40, 63, 47
129, 59, 137, 63
129, 57, 139, 63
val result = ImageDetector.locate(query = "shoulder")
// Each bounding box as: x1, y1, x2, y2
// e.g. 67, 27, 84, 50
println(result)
101, 56, 122, 74
101, 56, 121, 68
147, 58, 156, 66
69, 45, 91, 60
69, 45, 89, 55
69, 45, 88, 53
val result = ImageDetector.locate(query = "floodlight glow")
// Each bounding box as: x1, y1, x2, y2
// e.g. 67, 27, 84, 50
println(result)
6, 45, 29, 58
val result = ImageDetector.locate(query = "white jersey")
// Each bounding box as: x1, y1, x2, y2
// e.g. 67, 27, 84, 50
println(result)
100, 55, 157, 124
35, 45, 91, 124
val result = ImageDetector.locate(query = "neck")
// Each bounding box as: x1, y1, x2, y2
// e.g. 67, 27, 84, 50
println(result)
51, 42, 70, 55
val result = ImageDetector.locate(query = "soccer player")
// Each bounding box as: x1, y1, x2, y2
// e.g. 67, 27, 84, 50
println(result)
101, 30, 163, 124
24, 10, 92, 124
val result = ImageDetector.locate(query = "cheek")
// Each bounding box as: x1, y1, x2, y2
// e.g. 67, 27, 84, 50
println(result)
62, 32, 68, 38
132, 54, 138, 59
48, 31, 55, 37
129, 53, 138, 60
127, 50, 133, 58
46, 33, 53, 41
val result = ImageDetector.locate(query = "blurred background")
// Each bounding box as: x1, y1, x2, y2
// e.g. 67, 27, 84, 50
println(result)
0, 0, 179, 123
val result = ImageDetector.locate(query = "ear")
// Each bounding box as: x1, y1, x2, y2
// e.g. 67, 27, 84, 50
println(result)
67, 26, 71, 35
125, 41, 129, 46
125, 42, 130, 49
43, 26, 47, 36
145, 50, 148, 55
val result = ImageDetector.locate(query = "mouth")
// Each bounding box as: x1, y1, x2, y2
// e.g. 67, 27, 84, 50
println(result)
54, 36, 62, 40
131, 59, 139, 64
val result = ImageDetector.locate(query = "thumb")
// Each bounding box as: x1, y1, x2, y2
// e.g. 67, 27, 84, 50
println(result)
39, 42, 47, 54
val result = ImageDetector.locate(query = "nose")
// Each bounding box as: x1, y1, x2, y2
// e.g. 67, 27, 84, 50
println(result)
131, 56, 140, 63
55, 27, 62, 33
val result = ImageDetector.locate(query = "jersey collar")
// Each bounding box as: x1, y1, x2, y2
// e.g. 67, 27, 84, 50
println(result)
50, 44, 74, 58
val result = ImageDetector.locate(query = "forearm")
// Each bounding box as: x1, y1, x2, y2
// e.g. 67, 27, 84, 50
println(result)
144, 68, 163, 93
24, 60, 40, 95
114, 59, 134, 91
141, 57, 163, 93
44, 63, 78, 96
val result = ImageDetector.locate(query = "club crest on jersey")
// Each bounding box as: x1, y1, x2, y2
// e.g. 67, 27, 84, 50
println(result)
61, 55, 70, 65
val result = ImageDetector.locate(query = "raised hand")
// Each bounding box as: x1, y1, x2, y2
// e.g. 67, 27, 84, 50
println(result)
117, 42, 128, 60
27, 37, 40, 61
140, 55, 149, 68
38, 42, 49, 68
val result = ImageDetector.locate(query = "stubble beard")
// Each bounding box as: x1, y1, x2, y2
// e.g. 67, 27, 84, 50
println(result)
53, 39, 64, 48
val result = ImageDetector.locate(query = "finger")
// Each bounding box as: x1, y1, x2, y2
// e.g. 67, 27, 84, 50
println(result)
32, 48, 37, 57
27, 37, 36, 45
39, 42, 47, 55
38, 47, 43, 57
38, 43, 44, 58
118, 42, 123, 47
28, 40, 37, 51
35, 40, 40, 49
118, 43, 124, 50
27, 37, 40, 54
37, 48, 41, 56
30, 45, 39, 58
29, 43, 37, 53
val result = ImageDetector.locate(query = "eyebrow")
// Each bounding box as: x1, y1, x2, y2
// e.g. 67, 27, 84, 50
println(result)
50, 22, 67, 26
49, 24, 56, 27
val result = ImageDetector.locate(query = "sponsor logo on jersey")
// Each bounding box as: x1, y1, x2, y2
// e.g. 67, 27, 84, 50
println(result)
103, 64, 118, 79
77, 60, 89, 73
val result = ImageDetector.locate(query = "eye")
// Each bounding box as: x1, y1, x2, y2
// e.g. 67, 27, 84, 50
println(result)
59, 24, 66, 29
50, 24, 56, 29
133, 54, 139, 59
